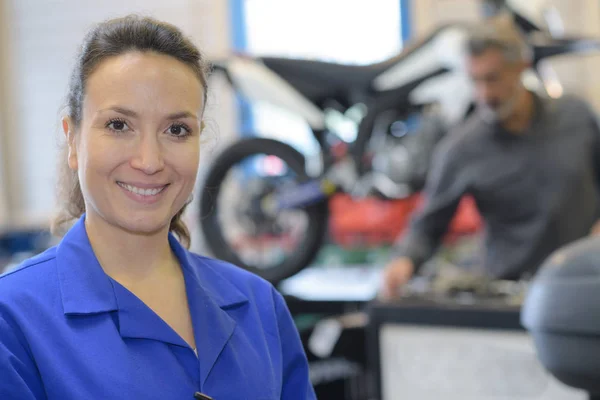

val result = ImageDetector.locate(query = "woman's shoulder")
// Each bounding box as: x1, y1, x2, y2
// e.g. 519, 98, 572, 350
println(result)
0, 247, 60, 313
0, 247, 59, 289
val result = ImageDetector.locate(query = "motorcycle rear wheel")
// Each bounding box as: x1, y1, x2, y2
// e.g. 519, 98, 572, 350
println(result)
199, 137, 330, 285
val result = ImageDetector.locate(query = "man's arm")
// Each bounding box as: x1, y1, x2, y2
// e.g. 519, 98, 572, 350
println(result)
392, 136, 469, 272
587, 103, 600, 234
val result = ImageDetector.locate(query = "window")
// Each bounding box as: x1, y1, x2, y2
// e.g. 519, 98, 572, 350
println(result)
236, 1, 404, 154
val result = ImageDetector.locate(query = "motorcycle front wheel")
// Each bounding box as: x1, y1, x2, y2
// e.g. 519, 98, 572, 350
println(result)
199, 137, 329, 285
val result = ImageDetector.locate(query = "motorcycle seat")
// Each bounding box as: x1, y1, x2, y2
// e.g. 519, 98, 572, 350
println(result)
260, 56, 383, 105
259, 26, 454, 106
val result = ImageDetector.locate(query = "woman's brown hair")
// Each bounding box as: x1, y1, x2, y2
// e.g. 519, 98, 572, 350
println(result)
52, 15, 211, 248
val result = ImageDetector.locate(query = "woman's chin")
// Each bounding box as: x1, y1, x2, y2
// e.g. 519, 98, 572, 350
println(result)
86, 205, 180, 239
111, 212, 172, 238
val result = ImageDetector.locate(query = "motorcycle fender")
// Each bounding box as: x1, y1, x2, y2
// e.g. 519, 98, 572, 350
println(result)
373, 26, 469, 92
225, 56, 326, 130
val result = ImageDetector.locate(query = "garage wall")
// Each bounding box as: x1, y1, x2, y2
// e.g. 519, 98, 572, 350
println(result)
542, 0, 600, 110
0, 0, 11, 232
0, 0, 237, 232
412, 0, 481, 36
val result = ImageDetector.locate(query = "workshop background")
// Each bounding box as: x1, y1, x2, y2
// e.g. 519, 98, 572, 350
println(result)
2, 1, 600, 399
1, 0, 600, 265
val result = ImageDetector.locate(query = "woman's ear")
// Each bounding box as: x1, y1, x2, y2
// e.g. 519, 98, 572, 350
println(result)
200, 120, 206, 133
62, 117, 78, 171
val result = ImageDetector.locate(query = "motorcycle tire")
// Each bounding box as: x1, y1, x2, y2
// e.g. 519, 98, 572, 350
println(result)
200, 137, 329, 285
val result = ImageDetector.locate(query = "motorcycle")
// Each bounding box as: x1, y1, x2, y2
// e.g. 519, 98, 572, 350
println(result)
200, 0, 600, 284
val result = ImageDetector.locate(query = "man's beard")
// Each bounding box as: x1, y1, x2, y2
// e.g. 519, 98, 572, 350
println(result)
477, 91, 520, 124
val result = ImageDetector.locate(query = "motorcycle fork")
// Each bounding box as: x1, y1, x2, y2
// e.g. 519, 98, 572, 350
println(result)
263, 107, 376, 213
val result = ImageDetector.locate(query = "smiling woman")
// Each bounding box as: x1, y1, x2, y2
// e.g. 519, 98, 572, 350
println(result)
0, 15, 315, 400
60, 50, 204, 249
53, 30, 210, 248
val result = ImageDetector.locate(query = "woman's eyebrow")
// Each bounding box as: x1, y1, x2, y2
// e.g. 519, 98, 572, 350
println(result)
166, 111, 198, 120
97, 107, 198, 120
98, 106, 138, 117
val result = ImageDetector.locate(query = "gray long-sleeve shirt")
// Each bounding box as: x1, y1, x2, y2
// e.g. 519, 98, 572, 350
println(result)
395, 94, 600, 279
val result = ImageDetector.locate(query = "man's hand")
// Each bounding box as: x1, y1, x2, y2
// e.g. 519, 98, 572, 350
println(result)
591, 220, 600, 236
380, 257, 415, 300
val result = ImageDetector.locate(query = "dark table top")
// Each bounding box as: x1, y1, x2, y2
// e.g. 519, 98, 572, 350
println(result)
368, 295, 524, 332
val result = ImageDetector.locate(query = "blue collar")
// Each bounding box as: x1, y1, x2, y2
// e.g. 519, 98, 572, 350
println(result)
55, 215, 249, 385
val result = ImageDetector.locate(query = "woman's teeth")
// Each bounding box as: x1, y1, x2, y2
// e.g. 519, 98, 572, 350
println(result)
118, 182, 166, 196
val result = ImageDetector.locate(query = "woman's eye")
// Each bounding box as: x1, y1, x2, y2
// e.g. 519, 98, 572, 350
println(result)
106, 119, 129, 132
168, 124, 191, 137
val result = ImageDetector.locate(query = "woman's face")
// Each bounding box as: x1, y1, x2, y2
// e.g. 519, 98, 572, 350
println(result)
64, 51, 205, 237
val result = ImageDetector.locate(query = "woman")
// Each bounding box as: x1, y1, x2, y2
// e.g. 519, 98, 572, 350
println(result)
0, 16, 315, 399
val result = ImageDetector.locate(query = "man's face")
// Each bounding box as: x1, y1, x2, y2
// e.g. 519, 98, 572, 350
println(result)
468, 48, 526, 123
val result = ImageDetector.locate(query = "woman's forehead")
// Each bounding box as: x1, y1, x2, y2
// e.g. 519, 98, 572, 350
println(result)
83, 52, 205, 115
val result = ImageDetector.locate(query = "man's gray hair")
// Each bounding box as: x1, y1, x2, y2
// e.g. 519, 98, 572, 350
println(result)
466, 15, 533, 63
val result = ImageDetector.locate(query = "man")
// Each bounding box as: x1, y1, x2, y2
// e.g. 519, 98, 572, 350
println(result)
382, 17, 600, 298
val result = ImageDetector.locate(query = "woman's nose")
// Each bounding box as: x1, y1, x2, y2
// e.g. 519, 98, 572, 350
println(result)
130, 134, 165, 174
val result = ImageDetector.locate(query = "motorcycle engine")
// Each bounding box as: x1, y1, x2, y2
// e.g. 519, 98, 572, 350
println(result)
369, 113, 446, 191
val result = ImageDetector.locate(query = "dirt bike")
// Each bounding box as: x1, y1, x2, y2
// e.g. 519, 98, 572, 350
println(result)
200, 0, 600, 284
